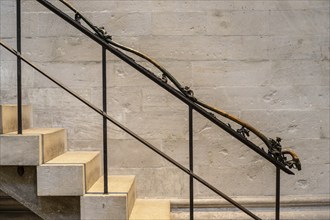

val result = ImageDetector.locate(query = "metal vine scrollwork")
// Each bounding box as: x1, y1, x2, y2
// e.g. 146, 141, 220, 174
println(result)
237, 126, 250, 139
57, 0, 301, 173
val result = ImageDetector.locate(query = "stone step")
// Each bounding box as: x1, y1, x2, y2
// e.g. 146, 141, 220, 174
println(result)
81, 175, 136, 220
171, 208, 330, 220
129, 199, 170, 220
37, 151, 101, 196
0, 104, 32, 134
0, 128, 66, 165
171, 196, 330, 220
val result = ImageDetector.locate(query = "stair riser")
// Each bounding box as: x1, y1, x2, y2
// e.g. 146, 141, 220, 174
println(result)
37, 164, 85, 196
0, 135, 42, 165
81, 176, 136, 220
37, 153, 101, 196
0, 129, 67, 166
81, 195, 128, 220
0, 105, 32, 134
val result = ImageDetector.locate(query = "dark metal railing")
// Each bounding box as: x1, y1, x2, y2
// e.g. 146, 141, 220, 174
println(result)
16, 0, 22, 134
276, 167, 281, 220
102, 46, 108, 194
0, 0, 302, 219
189, 106, 194, 218
0, 41, 261, 220
34, 0, 295, 175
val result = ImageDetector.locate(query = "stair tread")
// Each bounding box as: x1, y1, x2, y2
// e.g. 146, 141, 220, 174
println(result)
46, 151, 99, 164
88, 175, 135, 193
129, 199, 170, 220
171, 209, 330, 220
4, 128, 64, 135
0, 104, 21, 107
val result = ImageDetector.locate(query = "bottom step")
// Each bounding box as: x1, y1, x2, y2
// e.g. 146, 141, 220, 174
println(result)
81, 175, 136, 220
129, 199, 170, 220
171, 208, 330, 220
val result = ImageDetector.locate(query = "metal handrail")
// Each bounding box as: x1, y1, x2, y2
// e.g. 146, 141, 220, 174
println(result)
1, 40, 260, 220
34, 0, 296, 175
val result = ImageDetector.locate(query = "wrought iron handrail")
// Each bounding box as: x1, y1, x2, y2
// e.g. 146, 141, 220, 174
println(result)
0, 0, 302, 219
34, 0, 297, 175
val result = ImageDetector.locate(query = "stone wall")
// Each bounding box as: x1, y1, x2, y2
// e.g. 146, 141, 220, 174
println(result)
1, 0, 329, 199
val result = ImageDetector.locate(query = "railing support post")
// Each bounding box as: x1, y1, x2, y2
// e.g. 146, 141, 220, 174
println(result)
16, 0, 22, 134
276, 167, 281, 220
102, 46, 108, 194
189, 106, 194, 220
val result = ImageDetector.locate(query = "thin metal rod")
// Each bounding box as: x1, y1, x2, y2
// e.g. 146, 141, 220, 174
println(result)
0, 40, 261, 220
102, 47, 108, 194
276, 167, 281, 220
16, 0, 22, 134
189, 106, 194, 220
34, 0, 294, 176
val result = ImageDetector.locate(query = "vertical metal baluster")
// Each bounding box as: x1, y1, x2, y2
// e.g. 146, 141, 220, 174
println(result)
276, 167, 280, 220
102, 47, 108, 194
16, 0, 22, 134
189, 106, 194, 220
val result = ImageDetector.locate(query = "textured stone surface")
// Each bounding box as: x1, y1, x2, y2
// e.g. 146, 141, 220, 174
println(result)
0, 0, 329, 201
83, 175, 136, 220
171, 209, 330, 220
0, 128, 66, 165
37, 164, 85, 196
0, 166, 80, 220
81, 194, 127, 220
37, 151, 101, 196
0, 134, 41, 165
129, 199, 170, 220
171, 195, 330, 219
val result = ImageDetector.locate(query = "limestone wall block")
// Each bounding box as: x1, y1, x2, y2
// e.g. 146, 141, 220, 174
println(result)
195, 161, 276, 197
152, 12, 206, 36
270, 60, 330, 86
108, 139, 164, 169
192, 60, 271, 87
268, 36, 325, 60
207, 10, 269, 36
241, 110, 329, 139
269, 10, 329, 36
138, 36, 269, 61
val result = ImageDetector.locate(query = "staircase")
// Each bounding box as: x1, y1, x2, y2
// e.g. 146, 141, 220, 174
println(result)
0, 104, 170, 220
